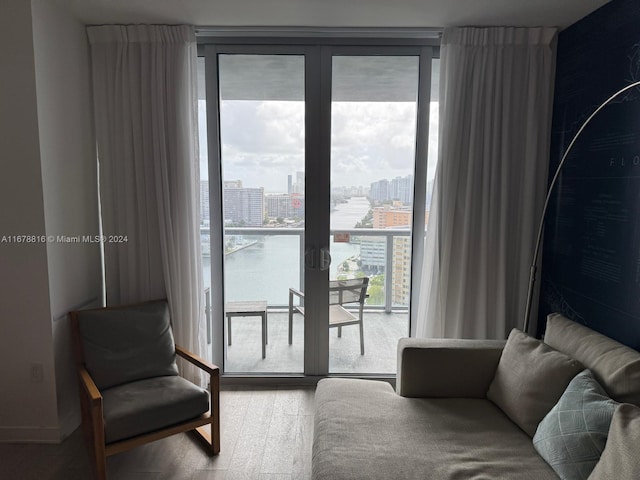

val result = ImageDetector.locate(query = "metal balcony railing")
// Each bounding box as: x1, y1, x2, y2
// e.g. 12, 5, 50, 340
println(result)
218, 227, 411, 314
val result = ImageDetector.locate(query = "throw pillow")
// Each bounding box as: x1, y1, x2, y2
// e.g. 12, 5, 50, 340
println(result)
533, 370, 618, 480
544, 313, 640, 406
588, 403, 640, 480
487, 328, 583, 437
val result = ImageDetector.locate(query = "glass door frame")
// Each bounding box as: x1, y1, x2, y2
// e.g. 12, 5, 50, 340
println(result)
203, 44, 314, 374
323, 45, 434, 375
201, 40, 437, 377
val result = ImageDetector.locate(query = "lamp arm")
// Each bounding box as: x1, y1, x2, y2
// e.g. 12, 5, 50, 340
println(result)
523, 80, 640, 334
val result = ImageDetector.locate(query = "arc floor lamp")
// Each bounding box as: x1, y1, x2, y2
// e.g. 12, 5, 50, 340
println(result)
523, 79, 640, 335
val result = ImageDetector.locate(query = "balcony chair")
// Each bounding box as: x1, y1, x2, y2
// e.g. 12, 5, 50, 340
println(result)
288, 277, 369, 355
69, 300, 220, 480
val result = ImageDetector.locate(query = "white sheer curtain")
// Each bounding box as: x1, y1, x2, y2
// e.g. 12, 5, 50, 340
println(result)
416, 27, 557, 339
88, 25, 205, 383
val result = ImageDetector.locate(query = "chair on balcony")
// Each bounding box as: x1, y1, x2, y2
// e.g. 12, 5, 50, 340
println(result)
288, 277, 370, 355
69, 300, 220, 480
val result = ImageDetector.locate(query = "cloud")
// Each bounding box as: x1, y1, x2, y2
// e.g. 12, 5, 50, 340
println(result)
221, 101, 304, 157
199, 99, 439, 191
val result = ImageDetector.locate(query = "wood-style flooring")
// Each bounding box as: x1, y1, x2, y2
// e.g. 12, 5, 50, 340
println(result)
0, 386, 316, 480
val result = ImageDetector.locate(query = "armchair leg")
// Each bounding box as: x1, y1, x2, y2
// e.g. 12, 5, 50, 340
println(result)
359, 322, 364, 355
82, 387, 107, 480
197, 372, 221, 455
89, 412, 107, 480
338, 326, 342, 338
92, 444, 107, 480
194, 424, 220, 455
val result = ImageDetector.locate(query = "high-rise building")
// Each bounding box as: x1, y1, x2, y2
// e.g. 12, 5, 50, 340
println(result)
200, 180, 209, 226
265, 194, 305, 219
370, 175, 413, 204
373, 204, 413, 228
287, 174, 293, 194
391, 175, 413, 204
369, 179, 389, 202
360, 236, 386, 272
292, 171, 304, 194
223, 183, 264, 226
392, 234, 412, 305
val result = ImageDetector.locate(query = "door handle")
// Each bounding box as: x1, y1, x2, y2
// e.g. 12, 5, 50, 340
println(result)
305, 247, 317, 269
320, 247, 332, 271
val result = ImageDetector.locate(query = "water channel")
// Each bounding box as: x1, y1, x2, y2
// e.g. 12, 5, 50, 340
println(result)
203, 196, 371, 305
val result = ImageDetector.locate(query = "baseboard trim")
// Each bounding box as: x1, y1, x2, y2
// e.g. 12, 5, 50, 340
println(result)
0, 426, 64, 444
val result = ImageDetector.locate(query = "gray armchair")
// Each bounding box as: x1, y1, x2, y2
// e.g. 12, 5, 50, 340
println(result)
70, 300, 219, 480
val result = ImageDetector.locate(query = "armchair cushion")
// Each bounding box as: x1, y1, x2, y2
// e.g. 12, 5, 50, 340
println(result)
103, 375, 209, 444
77, 300, 179, 389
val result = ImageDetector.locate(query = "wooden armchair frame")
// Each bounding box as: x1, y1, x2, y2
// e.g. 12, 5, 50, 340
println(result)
70, 301, 220, 480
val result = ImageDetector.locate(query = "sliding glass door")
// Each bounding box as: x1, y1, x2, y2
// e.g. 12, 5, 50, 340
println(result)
201, 41, 437, 376
328, 54, 420, 374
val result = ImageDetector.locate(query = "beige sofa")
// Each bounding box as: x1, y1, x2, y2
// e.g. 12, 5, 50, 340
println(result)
312, 314, 640, 480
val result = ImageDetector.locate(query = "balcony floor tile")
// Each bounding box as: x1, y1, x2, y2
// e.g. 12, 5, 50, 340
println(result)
222, 311, 408, 374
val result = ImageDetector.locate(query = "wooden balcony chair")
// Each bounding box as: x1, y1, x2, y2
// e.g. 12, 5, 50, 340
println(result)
288, 277, 370, 355
69, 299, 220, 480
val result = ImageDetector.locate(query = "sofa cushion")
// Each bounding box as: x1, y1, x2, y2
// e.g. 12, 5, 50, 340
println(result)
533, 370, 618, 479
103, 375, 209, 444
77, 300, 179, 389
313, 378, 557, 480
487, 328, 583, 437
544, 313, 640, 406
588, 403, 640, 480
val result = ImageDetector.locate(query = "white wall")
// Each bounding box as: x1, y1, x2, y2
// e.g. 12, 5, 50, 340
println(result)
0, 0, 101, 442
31, 0, 102, 440
0, 0, 59, 442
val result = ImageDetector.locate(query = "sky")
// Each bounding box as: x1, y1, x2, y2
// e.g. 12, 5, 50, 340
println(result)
198, 99, 439, 193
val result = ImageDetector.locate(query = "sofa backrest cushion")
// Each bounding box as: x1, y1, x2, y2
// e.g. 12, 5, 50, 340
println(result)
544, 313, 640, 406
77, 300, 179, 390
487, 328, 583, 437
587, 403, 640, 480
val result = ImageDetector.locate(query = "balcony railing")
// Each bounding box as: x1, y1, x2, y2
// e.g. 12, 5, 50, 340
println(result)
212, 227, 411, 313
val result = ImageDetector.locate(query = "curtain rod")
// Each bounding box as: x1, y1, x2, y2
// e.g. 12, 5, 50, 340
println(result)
195, 26, 443, 39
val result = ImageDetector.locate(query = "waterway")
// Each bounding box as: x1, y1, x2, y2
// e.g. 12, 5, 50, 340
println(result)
203, 196, 370, 305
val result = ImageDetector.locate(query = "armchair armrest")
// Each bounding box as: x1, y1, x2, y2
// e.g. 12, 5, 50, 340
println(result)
396, 338, 505, 398
175, 344, 221, 452
78, 366, 102, 406
175, 345, 220, 376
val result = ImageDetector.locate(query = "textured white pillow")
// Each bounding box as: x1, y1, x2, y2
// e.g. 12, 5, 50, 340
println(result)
487, 329, 583, 437
533, 370, 618, 480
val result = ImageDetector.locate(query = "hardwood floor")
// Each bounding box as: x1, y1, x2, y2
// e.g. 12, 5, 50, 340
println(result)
0, 386, 316, 480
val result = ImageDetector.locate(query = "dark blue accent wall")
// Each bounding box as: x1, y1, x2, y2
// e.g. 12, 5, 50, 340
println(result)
539, 0, 640, 349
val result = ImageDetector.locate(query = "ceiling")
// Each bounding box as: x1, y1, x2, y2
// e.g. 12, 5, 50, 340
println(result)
54, 0, 609, 30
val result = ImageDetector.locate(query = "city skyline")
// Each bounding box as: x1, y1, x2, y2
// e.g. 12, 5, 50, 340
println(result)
201, 171, 433, 226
